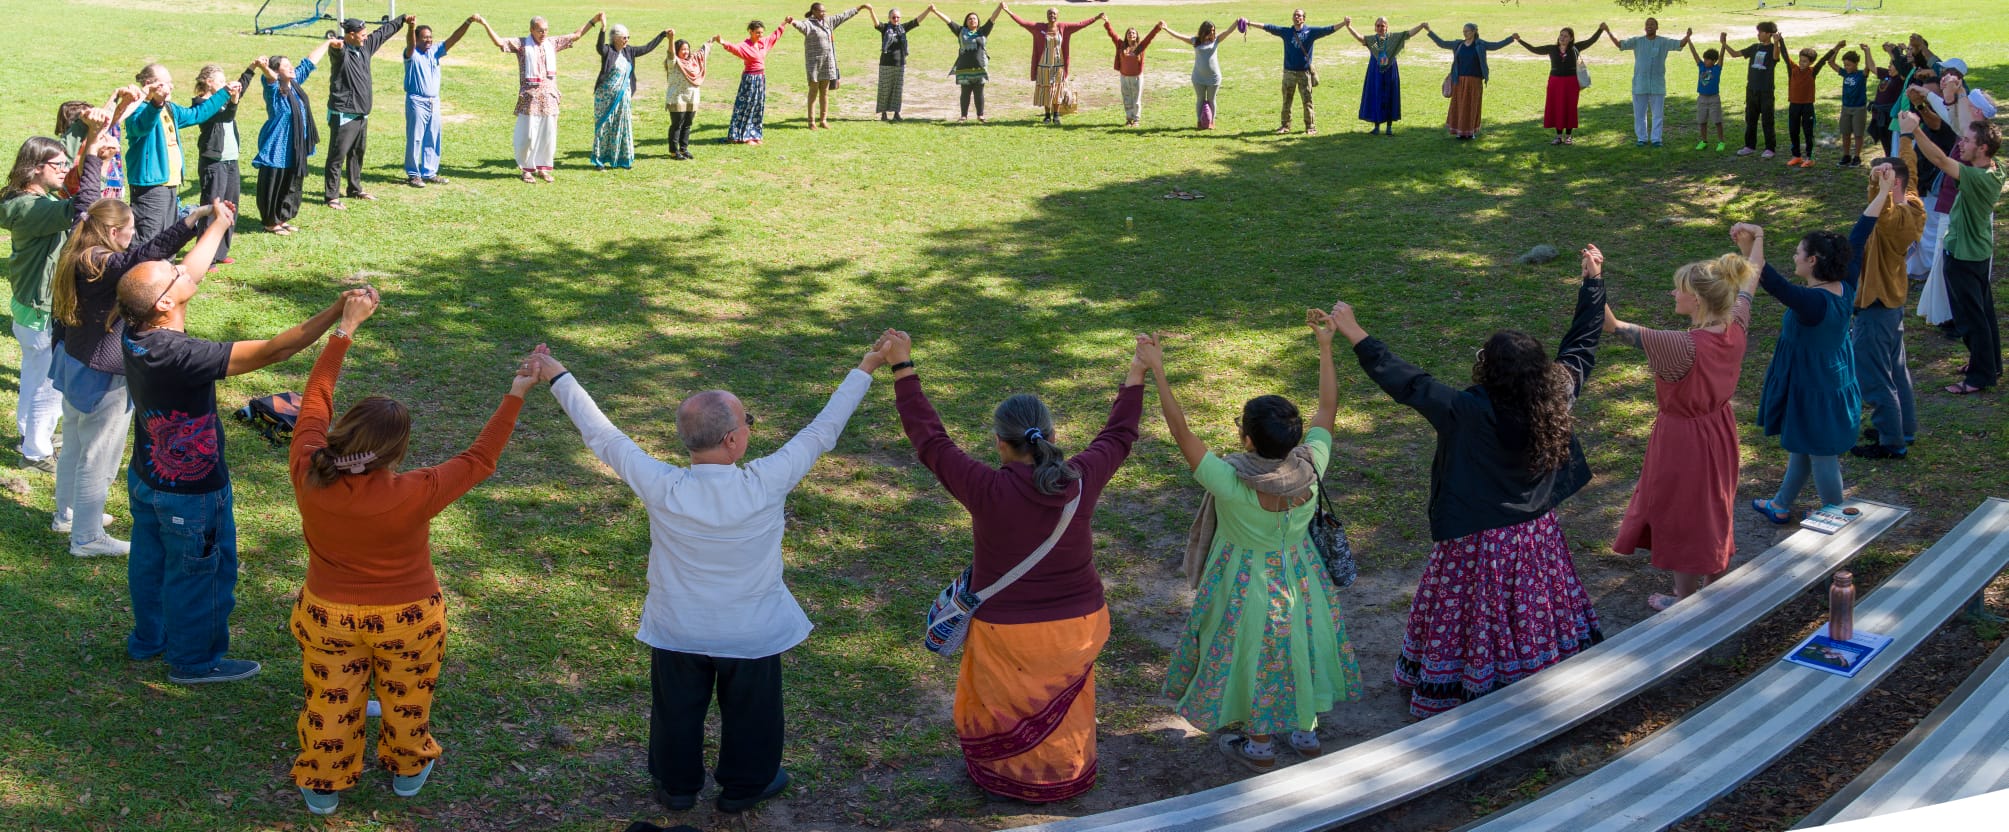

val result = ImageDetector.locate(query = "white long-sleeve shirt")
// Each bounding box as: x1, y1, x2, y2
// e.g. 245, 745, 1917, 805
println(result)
550, 369, 874, 658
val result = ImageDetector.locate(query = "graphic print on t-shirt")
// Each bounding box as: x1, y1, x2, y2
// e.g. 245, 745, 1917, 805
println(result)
1750, 47, 1770, 71
142, 410, 221, 485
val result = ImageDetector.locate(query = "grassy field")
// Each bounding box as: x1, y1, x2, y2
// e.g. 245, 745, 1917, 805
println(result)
0, 0, 2003, 829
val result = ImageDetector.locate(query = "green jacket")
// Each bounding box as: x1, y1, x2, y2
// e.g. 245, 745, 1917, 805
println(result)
1, 156, 102, 330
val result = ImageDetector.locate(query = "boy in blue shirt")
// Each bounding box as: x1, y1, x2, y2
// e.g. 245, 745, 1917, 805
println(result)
1688, 36, 1726, 151
1835, 45, 1875, 166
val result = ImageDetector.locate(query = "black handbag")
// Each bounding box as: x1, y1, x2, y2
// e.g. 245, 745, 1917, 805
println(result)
1309, 483, 1356, 588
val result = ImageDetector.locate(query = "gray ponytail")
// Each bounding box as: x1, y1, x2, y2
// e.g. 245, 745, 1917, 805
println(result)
994, 393, 1081, 496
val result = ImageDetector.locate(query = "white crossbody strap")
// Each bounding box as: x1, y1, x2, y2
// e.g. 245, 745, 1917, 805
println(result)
973, 492, 1081, 602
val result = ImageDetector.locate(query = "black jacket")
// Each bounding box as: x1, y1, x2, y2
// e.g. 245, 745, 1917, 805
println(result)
596, 29, 669, 95
195, 68, 259, 162
1354, 276, 1605, 542
326, 18, 405, 115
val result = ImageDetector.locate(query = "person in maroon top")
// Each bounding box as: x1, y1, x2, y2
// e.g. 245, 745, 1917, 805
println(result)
883, 329, 1145, 803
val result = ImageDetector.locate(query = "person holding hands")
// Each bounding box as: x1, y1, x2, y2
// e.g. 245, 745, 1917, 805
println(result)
1341, 17, 1429, 135
473, 11, 603, 181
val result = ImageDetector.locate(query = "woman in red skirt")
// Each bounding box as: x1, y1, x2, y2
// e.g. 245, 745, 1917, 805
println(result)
1518, 24, 1605, 144
1330, 246, 1609, 718
1602, 251, 1761, 611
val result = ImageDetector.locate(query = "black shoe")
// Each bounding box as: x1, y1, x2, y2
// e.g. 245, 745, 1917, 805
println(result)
1849, 443, 1908, 460
716, 769, 789, 814
654, 782, 696, 811
1860, 427, 1915, 446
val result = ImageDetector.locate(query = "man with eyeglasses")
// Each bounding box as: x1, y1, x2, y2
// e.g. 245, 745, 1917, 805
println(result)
524, 338, 890, 815
2, 109, 115, 472
114, 259, 370, 684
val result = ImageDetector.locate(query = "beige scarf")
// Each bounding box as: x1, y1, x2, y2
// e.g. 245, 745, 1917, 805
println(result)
1181, 445, 1320, 589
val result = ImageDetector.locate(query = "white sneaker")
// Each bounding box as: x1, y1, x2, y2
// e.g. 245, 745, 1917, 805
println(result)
51, 514, 117, 535
1761, 149, 1776, 159
71, 536, 131, 558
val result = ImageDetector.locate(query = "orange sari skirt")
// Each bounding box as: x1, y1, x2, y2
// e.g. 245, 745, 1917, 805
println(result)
953, 605, 1111, 802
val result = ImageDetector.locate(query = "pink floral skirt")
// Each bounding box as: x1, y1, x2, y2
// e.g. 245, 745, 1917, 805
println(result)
1393, 511, 1602, 717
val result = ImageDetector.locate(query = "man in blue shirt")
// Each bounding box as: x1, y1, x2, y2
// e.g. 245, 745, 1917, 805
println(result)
403, 16, 475, 187
1252, 9, 1343, 134
1610, 18, 1690, 148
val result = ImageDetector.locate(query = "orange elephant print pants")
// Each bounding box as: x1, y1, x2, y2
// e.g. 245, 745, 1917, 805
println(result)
289, 588, 447, 791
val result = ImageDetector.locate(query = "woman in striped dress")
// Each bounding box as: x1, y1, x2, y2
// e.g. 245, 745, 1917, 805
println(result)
792, 3, 868, 129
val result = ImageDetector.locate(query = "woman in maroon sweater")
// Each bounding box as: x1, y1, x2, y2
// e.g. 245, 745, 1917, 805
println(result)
884, 330, 1144, 803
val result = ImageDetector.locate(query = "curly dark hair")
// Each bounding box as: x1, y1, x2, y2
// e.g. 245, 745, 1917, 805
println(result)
1798, 230, 1852, 284
1239, 394, 1303, 460
1474, 330, 1574, 472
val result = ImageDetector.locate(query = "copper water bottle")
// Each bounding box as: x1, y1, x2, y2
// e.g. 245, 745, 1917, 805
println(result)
1829, 571, 1856, 642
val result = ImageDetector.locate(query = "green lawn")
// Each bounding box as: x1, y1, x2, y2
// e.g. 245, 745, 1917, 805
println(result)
1, 0, 2003, 829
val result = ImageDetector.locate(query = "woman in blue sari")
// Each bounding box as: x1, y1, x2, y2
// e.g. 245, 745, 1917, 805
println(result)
593, 23, 668, 169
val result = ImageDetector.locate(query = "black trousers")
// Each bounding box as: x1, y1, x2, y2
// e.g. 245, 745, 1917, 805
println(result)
1944, 255, 2001, 389
1744, 88, 1776, 151
325, 115, 368, 201
255, 164, 303, 226
648, 648, 783, 802
129, 183, 179, 246
1868, 113, 1892, 158
960, 82, 985, 118
668, 111, 694, 154
196, 159, 241, 261
1787, 102, 1816, 157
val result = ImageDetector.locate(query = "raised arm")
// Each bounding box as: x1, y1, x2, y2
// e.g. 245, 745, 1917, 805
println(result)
441, 18, 475, 53
747, 347, 884, 496
1898, 111, 1963, 180
415, 362, 533, 517
1686, 38, 1702, 63
574, 12, 604, 42
1308, 310, 1339, 433
1140, 335, 1207, 471
306, 36, 337, 65
1005, 7, 1034, 30
1408, 22, 1428, 37
1859, 42, 1877, 75
364, 15, 409, 56
1428, 30, 1455, 49
1331, 301, 1463, 431
1162, 24, 1194, 45
633, 29, 669, 57
1553, 246, 1608, 395
1139, 22, 1161, 49
405, 16, 418, 58
472, 14, 509, 50
1339, 20, 1365, 46
227, 289, 357, 376
290, 293, 374, 467
535, 349, 681, 500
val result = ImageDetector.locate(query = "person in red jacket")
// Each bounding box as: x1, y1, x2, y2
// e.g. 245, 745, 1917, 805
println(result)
284, 287, 535, 816
883, 329, 1144, 802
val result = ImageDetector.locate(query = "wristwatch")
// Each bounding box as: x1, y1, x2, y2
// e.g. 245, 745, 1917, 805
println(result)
332, 327, 350, 340
889, 360, 916, 372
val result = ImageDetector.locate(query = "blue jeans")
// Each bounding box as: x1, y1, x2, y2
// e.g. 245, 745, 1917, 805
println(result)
126, 471, 238, 673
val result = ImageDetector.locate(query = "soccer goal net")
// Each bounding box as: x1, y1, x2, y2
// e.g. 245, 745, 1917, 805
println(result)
255, 0, 396, 35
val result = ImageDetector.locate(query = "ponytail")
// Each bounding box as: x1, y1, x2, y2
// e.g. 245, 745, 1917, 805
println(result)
993, 393, 1081, 496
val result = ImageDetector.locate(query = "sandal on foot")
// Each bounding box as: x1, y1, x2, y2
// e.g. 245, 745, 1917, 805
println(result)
1217, 733, 1277, 772
1751, 498, 1792, 525
1288, 730, 1322, 758
1945, 382, 1986, 395
1648, 592, 1683, 612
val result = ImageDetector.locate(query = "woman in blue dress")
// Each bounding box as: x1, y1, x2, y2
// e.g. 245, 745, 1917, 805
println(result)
1342, 17, 1429, 135
1739, 221, 1862, 523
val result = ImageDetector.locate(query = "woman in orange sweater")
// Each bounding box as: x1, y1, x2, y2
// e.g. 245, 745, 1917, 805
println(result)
284, 287, 535, 816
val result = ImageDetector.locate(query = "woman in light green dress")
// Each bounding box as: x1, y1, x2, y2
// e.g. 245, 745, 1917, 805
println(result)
1143, 311, 1363, 773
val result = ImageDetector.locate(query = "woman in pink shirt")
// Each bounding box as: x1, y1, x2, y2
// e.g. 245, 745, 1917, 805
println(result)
715, 18, 790, 144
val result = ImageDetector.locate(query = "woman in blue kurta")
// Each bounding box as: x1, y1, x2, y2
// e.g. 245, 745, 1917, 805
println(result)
1742, 222, 1862, 523
251, 40, 332, 235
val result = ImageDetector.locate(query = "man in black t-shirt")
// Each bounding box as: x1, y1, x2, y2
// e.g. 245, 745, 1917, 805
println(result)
1729, 21, 1783, 158
114, 258, 366, 684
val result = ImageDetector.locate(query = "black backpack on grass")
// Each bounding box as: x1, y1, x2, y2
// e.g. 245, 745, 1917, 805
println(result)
234, 392, 302, 447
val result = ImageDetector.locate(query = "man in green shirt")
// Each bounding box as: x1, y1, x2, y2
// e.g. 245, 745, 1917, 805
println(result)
1901, 98, 2004, 393
1, 111, 113, 470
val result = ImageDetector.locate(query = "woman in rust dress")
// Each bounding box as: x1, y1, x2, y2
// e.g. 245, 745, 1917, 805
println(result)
1603, 247, 1760, 611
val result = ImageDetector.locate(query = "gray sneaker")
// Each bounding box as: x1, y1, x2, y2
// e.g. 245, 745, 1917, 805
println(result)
51, 513, 117, 534
71, 535, 131, 558
21, 455, 55, 473
168, 658, 262, 685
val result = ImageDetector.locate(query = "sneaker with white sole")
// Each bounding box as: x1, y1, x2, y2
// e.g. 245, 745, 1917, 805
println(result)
168, 658, 262, 684
392, 759, 436, 797
300, 786, 339, 815
71, 536, 131, 557
1736, 146, 1756, 156
51, 513, 117, 534
21, 455, 56, 473
1761, 149, 1776, 159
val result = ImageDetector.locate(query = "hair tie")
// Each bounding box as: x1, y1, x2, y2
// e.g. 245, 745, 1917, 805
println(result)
1022, 427, 1044, 443
332, 451, 377, 474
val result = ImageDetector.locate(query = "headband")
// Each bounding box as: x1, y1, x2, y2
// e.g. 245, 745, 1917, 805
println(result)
332, 451, 377, 474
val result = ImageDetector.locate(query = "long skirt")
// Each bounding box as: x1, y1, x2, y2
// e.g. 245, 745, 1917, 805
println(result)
876, 65, 905, 114
1359, 60, 1401, 123
1162, 537, 1363, 736
1917, 216, 1957, 325
1907, 206, 1949, 280
513, 114, 558, 170
1394, 511, 1603, 718
591, 83, 635, 168
1035, 64, 1064, 108
725, 73, 768, 142
254, 163, 304, 226
289, 588, 447, 791
1447, 75, 1484, 136
955, 606, 1110, 803
1543, 75, 1582, 129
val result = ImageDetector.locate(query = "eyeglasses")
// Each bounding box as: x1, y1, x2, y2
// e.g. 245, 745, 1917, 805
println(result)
42, 158, 72, 171
742, 409, 758, 429
150, 266, 186, 311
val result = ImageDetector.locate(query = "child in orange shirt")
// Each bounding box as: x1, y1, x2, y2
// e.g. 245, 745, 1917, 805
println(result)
1785, 42, 1843, 167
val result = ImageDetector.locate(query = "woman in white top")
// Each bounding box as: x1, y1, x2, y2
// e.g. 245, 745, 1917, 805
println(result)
663, 38, 709, 160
